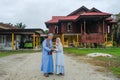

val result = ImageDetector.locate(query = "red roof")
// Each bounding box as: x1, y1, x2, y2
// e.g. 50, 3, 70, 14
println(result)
46, 16, 79, 24
46, 8, 112, 24
80, 12, 111, 16
59, 16, 79, 21
46, 16, 65, 23
46, 12, 111, 24
106, 17, 113, 21
105, 17, 117, 23
109, 19, 117, 23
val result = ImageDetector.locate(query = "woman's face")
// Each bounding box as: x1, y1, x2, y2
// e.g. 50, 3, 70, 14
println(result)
56, 38, 59, 43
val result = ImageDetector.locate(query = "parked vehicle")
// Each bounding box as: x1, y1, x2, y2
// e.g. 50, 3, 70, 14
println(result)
24, 41, 33, 48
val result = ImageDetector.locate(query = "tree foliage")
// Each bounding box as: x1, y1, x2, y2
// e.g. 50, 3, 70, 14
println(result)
113, 13, 120, 46
44, 30, 49, 34
14, 22, 26, 29
8, 23, 13, 26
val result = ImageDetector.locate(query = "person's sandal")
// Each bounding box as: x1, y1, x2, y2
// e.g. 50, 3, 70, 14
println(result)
49, 73, 54, 75
60, 73, 64, 76
56, 74, 61, 76
44, 74, 49, 77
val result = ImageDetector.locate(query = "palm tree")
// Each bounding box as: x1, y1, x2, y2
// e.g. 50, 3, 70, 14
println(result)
8, 23, 13, 26
44, 30, 49, 34
15, 22, 26, 29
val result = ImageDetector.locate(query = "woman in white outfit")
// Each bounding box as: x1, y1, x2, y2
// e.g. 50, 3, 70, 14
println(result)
55, 37, 65, 75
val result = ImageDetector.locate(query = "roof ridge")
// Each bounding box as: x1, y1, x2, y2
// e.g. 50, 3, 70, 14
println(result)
90, 7, 102, 12
67, 6, 90, 16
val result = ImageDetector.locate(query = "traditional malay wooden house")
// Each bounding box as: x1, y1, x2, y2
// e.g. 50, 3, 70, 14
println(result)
0, 23, 44, 50
45, 6, 117, 47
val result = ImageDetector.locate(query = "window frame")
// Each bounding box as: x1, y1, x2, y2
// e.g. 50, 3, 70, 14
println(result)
67, 22, 72, 32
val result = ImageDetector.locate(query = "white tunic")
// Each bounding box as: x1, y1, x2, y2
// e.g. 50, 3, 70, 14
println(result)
56, 42, 64, 74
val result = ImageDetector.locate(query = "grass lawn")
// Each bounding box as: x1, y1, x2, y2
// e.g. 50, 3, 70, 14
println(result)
64, 47, 120, 56
64, 47, 120, 78
0, 50, 41, 58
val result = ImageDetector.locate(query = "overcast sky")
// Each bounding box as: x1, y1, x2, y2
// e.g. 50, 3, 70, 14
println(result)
0, 0, 120, 30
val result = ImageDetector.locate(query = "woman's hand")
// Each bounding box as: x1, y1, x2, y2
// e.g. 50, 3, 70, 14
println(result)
51, 48, 55, 51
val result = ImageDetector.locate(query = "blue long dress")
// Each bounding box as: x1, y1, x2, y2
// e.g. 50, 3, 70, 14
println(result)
56, 42, 64, 74
41, 39, 54, 74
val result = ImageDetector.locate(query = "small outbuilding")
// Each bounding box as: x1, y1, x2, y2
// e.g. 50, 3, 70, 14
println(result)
0, 23, 44, 50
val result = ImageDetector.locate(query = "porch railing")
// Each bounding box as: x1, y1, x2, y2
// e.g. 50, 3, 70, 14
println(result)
81, 33, 104, 43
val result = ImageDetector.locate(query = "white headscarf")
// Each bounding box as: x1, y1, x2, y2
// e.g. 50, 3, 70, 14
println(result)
56, 37, 63, 51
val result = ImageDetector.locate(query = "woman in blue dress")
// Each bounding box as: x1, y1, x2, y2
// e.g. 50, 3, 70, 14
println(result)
55, 37, 65, 76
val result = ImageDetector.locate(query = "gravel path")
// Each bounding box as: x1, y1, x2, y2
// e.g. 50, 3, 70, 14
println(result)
0, 52, 119, 80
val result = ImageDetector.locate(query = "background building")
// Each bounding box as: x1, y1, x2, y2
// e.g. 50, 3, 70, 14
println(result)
45, 6, 117, 47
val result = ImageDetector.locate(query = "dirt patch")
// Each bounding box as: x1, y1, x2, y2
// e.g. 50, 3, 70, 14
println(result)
0, 70, 7, 77
75, 55, 120, 78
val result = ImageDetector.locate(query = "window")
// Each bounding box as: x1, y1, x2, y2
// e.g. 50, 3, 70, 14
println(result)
108, 25, 110, 33
55, 25, 59, 33
6, 35, 11, 42
67, 22, 72, 32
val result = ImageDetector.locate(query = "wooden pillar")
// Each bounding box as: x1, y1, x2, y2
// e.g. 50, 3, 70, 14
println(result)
112, 34, 114, 45
66, 40, 68, 47
38, 37, 39, 46
37, 36, 39, 46
84, 20, 86, 47
62, 34, 64, 46
84, 20, 86, 35
103, 20, 105, 34
33, 33, 35, 48
106, 23, 108, 45
106, 33, 108, 45
36, 36, 38, 47
39, 37, 41, 46
12, 32, 14, 50
76, 34, 79, 46
103, 20, 105, 44
81, 24, 82, 45
81, 24, 82, 34
35, 35, 36, 48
